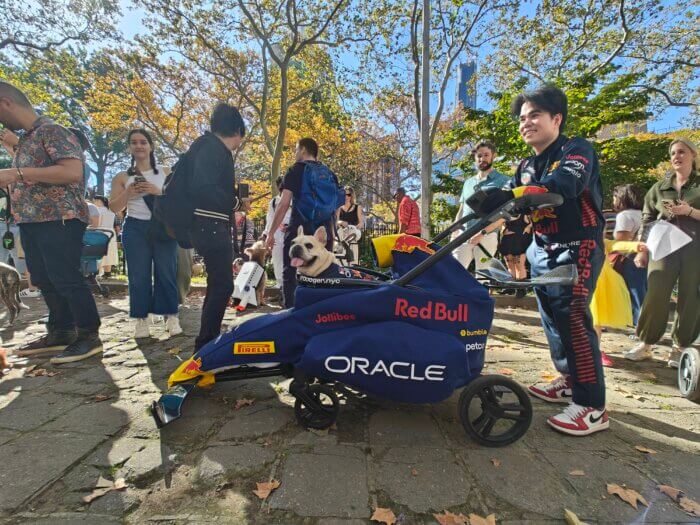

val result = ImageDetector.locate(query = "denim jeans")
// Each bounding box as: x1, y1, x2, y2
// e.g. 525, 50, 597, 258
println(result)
19, 219, 100, 334
122, 217, 179, 318
620, 257, 647, 326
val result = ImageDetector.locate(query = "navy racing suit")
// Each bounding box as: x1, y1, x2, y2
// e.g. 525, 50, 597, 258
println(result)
511, 134, 606, 408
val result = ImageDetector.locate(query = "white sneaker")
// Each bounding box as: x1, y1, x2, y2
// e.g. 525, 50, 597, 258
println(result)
668, 347, 683, 369
528, 375, 572, 403
19, 288, 41, 298
547, 403, 609, 436
623, 342, 653, 361
165, 316, 183, 337
134, 318, 150, 339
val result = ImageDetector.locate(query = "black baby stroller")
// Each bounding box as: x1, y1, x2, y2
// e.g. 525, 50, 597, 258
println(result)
82, 228, 114, 298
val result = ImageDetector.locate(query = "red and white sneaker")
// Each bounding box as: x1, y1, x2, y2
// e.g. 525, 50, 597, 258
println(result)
528, 375, 572, 403
547, 403, 609, 436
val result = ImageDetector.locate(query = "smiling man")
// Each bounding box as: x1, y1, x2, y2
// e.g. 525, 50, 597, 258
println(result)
508, 85, 607, 437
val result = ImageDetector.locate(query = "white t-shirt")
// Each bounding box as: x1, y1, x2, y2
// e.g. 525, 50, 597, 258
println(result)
614, 209, 642, 237
125, 168, 167, 220
96, 206, 116, 230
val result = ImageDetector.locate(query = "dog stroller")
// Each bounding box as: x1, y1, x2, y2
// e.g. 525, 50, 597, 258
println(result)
82, 228, 114, 298
151, 191, 578, 446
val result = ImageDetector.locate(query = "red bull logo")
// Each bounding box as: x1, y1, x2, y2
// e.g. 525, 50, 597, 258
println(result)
392, 235, 435, 256
394, 298, 468, 322
531, 207, 557, 223
183, 357, 202, 375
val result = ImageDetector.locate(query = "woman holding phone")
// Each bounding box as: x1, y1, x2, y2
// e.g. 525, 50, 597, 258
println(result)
110, 129, 181, 339
624, 138, 700, 366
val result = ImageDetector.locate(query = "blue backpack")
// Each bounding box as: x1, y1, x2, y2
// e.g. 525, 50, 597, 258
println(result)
295, 161, 345, 228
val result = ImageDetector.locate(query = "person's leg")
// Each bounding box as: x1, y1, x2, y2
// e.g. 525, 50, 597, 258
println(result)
176, 247, 193, 305
515, 254, 528, 280
272, 232, 284, 285
19, 222, 75, 332
504, 255, 517, 277
635, 252, 680, 345
453, 242, 475, 271
121, 218, 154, 319
673, 241, 700, 348
474, 232, 499, 271
152, 238, 179, 316
621, 258, 647, 326
282, 229, 297, 308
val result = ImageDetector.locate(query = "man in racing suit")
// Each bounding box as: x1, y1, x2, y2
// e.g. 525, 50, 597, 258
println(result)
510, 86, 607, 436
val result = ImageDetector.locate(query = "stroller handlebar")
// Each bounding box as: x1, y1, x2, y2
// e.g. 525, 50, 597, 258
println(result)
512, 192, 563, 211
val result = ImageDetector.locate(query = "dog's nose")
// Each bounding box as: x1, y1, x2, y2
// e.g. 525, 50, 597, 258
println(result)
290, 245, 304, 258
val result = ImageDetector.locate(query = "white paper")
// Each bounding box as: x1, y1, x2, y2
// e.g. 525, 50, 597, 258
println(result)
646, 220, 692, 261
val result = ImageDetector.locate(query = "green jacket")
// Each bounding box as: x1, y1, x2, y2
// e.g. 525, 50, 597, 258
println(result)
641, 170, 700, 241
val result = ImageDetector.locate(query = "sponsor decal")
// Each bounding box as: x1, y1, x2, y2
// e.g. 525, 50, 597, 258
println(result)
298, 275, 341, 285
547, 160, 560, 173
234, 341, 276, 355
394, 298, 468, 322
324, 356, 445, 382
183, 357, 202, 375
565, 154, 589, 165
531, 207, 557, 223
460, 328, 488, 337
315, 312, 357, 324
392, 235, 435, 256
573, 239, 596, 297
465, 342, 485, 352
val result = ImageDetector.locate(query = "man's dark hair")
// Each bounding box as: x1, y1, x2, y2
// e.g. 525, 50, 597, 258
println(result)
472, 139, 497, 157
613, 184, 644, 212
0, 81, 32, 108
275, 176, 283, 189
297, 137, 318, 159
511, 84, 568, 133
210, 103, 246, 138
94, 195, 110, 208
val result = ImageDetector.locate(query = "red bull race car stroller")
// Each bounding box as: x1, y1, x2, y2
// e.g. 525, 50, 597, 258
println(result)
151, 190, 576, 447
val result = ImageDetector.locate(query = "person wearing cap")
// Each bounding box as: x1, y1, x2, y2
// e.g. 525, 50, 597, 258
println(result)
394, 187, 421, 236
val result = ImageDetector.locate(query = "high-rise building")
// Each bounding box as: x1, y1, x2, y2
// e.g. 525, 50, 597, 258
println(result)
456, 61, 477, 110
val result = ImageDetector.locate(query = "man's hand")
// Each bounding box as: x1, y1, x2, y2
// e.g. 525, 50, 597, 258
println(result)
468, 232, 485, 246
0, 128, 19, 149
634, 251, 648, 268
0, 169, 19, 187
670, 200, 693, 217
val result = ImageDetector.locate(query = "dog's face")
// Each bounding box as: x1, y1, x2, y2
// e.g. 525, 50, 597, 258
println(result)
232, 258, 244, 276
244, 241, 269, 266
290, 226, 336, 277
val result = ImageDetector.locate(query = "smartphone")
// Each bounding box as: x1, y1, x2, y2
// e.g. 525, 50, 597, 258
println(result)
238, 183, 250, 199
133, 175, 147, 184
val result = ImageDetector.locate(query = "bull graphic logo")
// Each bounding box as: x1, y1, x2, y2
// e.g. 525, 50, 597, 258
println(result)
183, 357, 202, 375
392, 235, 435, 256
531, 207, 557, 223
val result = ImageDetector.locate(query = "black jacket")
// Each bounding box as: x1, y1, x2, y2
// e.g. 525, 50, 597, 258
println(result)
190, 132, 236, 221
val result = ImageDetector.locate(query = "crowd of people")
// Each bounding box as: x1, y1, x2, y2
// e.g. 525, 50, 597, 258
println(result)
0, 79, 698, 438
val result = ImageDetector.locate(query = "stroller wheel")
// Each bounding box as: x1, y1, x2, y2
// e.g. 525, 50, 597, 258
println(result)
678, 348, 700, 403
294, 384, 340, 430
459, 375, 532, 447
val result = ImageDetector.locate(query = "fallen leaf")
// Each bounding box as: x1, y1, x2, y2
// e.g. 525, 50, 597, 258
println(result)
82, 478, 127, 503
234, 398, 255, 410
658, 485, 700, 517
253, 480, 280, 500
540, 370, 558, 381
26, 368, 59, 377
564, 508, 588, 525
468, 513, 497, 525
371, 507, 397, 524
411, 468, 418, 477
167, 346, 181, 355
607, 483, 648, 509
497, 368, 515, 376
309, 428, 329, 436
433, 510, 468, 525
90, 394, 112, 403
634, 445, 657, 454
641, 372, 657, 381
568, 470, 586, 476
24, 364, 37, 373
490, 457, 501, 468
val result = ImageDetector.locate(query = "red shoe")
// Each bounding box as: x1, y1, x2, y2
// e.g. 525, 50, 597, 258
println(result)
547, 403, 609, 436
528, 375, 572, 403
601, 352, 614, 367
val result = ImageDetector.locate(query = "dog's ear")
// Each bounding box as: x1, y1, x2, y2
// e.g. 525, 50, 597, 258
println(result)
314, 226, 327, 245
244, 248, 252, 256
297, 225, 304, 238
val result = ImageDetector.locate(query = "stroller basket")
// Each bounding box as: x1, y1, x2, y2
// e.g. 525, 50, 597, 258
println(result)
81, 228, 114, 298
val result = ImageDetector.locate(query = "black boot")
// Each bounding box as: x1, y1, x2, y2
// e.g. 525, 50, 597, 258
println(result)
15, 330, 77, 356
50, 330, 103, 365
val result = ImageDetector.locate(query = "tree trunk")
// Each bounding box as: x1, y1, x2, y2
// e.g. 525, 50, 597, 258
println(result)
419, 0, 432, 238
95, 162, 107, 196
269, 64, 290, 194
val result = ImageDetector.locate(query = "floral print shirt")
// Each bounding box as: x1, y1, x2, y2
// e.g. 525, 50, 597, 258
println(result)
11, 116, 88, 224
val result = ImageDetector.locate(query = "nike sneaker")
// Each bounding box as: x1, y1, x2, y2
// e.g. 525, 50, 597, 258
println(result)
528, 375, 572, 403
623, 342, 653, 362
547, 403, 609, 436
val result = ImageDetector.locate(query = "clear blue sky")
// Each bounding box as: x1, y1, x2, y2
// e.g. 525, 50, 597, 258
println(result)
116, 2, 690, 132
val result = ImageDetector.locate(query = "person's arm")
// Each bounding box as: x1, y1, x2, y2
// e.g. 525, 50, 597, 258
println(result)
357, 205, 364, 228
398, 199, 410, 233
262, 199, 275, 239
669, 200, 700, 221
109, 172, 135, 214
0, 128, 19, 156
468, 218, 506, 245
531, 138, 595, 198
264, 189, 292, 249
454, 202, 463, 222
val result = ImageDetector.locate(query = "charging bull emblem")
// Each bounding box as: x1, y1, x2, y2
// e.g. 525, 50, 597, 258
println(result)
531, 207, 557, 223
392, 235, 435, 256
183, 357, 202, 375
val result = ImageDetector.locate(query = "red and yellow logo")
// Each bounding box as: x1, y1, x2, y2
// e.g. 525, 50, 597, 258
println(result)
182, 357, 202, 375
234, 341, 276, 355
392, 235, 435, 256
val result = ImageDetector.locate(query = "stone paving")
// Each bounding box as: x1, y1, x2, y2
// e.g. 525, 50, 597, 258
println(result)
0, 290, 698, 524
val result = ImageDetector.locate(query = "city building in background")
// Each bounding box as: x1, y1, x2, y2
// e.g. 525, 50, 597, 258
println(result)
455, 61, 477, 110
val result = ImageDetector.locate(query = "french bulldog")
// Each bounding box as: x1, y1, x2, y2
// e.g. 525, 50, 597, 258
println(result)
290, 226, 338, 277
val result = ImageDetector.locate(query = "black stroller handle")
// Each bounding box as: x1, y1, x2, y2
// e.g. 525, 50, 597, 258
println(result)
513, 192, 563, 211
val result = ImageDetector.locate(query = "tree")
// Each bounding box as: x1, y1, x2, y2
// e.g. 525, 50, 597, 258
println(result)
0, 0, 119, 57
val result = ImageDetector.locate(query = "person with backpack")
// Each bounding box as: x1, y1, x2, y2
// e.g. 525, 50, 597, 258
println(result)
109, 129, 181, 340
264, 138, 344, 307
262, 177, 290, 286
160, 104, 245, 352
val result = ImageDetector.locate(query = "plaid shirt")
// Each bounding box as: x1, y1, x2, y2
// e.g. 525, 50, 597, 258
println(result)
11, 116, 88, 224
399, 195, 421, 235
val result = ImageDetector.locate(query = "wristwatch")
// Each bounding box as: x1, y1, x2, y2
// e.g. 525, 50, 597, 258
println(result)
480, 229, 488, 236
